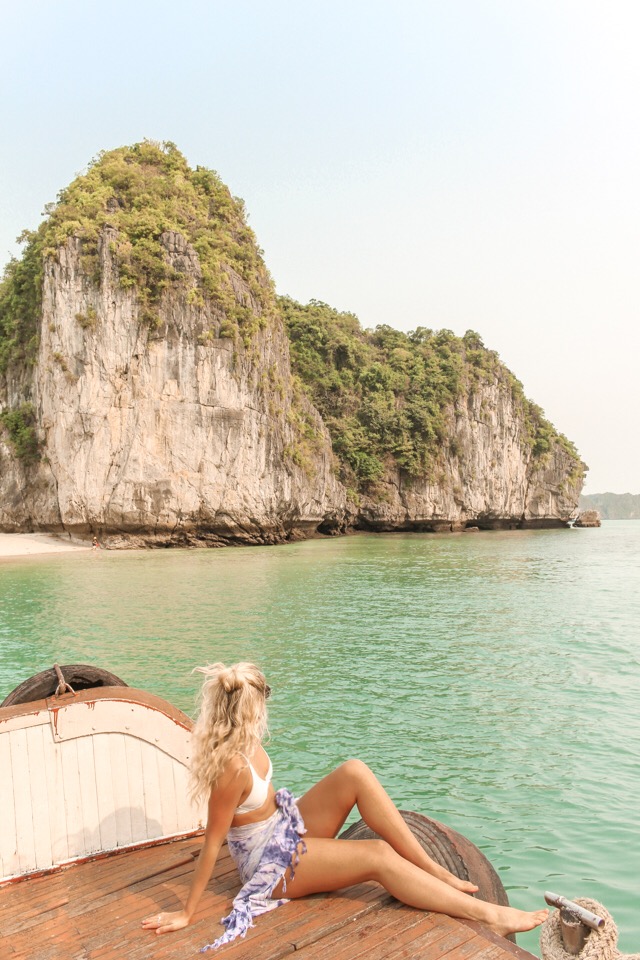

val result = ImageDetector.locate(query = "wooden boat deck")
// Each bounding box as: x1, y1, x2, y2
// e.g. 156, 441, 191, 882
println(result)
2, 835, 538, 960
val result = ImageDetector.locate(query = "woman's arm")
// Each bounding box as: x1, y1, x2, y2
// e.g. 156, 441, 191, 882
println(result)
142, 759, 249, 935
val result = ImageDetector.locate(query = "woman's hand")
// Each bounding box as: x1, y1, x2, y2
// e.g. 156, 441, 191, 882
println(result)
141, 909, 191, 935
141, 760, 246, 939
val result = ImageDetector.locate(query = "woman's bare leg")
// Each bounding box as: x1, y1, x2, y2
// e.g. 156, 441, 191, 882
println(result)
272, 838, 548, 938
297, 760, 477, 893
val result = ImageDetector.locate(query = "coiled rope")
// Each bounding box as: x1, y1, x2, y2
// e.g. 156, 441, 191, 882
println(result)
540, 899, 639, 960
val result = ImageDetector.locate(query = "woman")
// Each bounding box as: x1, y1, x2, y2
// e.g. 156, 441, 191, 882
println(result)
142, 662, 548, 950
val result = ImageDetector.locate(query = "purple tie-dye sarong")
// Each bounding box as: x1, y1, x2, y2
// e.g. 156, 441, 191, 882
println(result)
200, 788, 307, 952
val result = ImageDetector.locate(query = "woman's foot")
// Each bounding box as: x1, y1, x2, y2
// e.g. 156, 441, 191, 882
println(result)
485, 905, 549, 937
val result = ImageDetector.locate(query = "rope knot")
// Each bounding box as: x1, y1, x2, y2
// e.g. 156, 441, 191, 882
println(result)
540, 899, 639, 960
53, 664, 75, 697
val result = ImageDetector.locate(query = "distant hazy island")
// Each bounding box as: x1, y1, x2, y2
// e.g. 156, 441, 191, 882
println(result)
0, 140, 585, 545
579, 492, 640, 520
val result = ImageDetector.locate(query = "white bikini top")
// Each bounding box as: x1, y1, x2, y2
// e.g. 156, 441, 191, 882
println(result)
235, 752, 273, 814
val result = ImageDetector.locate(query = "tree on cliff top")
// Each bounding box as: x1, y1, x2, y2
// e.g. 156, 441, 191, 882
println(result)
0, 140, 275, 371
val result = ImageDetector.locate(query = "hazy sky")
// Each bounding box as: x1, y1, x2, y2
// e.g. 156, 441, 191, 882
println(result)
1, 0, 638, 493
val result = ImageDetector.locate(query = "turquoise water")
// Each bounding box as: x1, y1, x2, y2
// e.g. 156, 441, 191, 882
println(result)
1, 523, 638, 954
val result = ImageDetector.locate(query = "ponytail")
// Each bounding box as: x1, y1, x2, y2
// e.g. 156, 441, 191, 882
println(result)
188, 662, 269, 805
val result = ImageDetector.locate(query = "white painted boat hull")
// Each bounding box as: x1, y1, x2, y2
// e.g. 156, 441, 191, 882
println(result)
0, 687, 207, 882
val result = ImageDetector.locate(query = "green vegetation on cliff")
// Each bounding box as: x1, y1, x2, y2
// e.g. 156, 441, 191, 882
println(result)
0, 403, 40, 463
0, 140, 274, 371
281, 297, 581, 488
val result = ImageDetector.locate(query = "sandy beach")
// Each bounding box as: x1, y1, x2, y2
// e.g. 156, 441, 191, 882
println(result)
0, 532, 90, 559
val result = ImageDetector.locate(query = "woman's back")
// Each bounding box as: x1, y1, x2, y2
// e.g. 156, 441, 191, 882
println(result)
235, 750, 273, 814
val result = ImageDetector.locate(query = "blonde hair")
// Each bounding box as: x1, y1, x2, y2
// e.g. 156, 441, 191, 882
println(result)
188, 662, 269, 806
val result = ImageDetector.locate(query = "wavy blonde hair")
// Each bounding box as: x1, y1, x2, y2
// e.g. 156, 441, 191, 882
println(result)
188, 662, 270, 806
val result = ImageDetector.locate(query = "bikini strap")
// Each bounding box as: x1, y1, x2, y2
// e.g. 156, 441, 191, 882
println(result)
237, 752, 256, 773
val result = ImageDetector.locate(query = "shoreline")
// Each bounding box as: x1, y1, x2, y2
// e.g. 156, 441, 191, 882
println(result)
0, 522, 593, 562
0, 532, 91, 560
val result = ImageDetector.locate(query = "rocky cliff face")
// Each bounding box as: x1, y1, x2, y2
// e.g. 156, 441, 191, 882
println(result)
0, 237, 582, 538
0, 142, 584, 542
356, 380, 582, 531
0, 230, 345, 544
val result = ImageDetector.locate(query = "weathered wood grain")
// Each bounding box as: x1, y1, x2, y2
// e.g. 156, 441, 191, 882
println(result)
1, 838, 540, 960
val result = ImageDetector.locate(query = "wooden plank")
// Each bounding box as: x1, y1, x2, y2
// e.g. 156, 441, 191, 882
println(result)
290, 885, 395, 951
0, 731, 18, 879
0, 868, 61, 907
134, 895, 325, 960
2, 891, 69, 935
124, 734, 148, 842
344, 910, 439, 960
156, 746, 179, 837
63, 862, 205, 953
384, 912, 477, 959
79, 846, 236, 958
60, 739, 84, 859
68, 855, 201, 922
4, 911, 73, 960
0, 876, 68, 928
292, 901, 426, 960
442, 934, 510, 960
2, 695, 207, 886
140, 740, 163, 840
77, 734, 101, 854
8, 839, 160, 908
9, 727, 37, 874
172, 757, 199, 831
200, 888, 386, 960
42, 725, 69, 866
0, 854, 198, 934
109, 733, 132, 846
25, 725, 53, 870
456, 922, 534, 960
93, 733, 117, 852
77, 886, 224, 960
308, 906, 430, 960
0, 896, 70, 936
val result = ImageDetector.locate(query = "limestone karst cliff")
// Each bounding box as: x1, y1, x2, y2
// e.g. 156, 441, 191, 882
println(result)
282, 299, 584, 532
0, 141, 585, 544
0, 235, 345, 543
